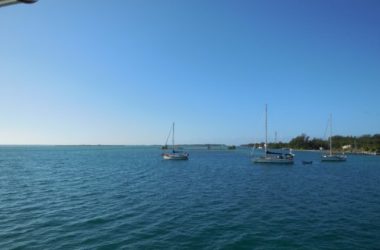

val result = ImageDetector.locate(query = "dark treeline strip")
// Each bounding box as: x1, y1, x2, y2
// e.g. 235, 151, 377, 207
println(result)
246, 134, 380, 153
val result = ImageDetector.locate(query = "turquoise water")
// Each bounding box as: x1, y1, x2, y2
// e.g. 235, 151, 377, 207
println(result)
1, 146, 379, 249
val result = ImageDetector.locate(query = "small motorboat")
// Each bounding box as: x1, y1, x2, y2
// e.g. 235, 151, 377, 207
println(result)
302, 160, 313, 165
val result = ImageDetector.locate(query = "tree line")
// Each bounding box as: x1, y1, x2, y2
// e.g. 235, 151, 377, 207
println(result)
247, 134, 380, 153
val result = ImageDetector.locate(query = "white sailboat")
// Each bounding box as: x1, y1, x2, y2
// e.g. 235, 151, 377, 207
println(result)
162, 122, 189, 160
321, 114, 346, 162
253, 105, 294, 164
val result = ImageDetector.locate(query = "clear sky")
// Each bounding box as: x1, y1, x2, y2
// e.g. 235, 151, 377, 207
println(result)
1, 0, 379, 145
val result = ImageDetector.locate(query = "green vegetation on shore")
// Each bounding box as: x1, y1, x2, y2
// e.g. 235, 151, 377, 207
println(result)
246, 134, 380, 153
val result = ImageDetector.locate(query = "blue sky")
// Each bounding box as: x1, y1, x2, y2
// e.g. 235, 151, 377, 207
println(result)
1, 0, 379, 145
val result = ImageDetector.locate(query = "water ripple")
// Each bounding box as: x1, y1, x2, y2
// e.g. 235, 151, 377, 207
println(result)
0, 147, 379, 249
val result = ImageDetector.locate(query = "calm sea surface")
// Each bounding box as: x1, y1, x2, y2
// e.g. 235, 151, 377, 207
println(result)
1, 146, 380, 249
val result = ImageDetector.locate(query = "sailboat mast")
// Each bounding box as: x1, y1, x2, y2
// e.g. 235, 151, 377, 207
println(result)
172, 122, 175, 151
265, 104, 268, 156
329, 114, 332, 156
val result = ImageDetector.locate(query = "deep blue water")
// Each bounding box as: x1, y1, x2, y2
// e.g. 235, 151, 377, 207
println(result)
1, 146, 380, 249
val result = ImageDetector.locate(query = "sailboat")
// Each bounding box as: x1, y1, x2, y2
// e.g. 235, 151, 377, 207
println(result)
321, 114, 346, 162
253, 105, 294, 164
162, 122, 189, 160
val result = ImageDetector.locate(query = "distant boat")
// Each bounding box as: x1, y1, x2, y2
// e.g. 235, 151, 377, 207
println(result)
253, 105, 294, 164
162, 122, 189, 160
321, 114, 347, 162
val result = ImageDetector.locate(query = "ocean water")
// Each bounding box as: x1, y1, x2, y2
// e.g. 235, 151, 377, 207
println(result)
1, 146, 379, 250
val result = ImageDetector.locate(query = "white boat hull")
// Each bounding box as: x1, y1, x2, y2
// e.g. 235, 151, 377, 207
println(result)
321, 155, 346, 162
163, 153, 189, 160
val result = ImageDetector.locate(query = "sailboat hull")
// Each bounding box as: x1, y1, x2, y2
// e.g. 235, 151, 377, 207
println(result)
321, 155, 346, 162
253, 156, 294, 164
163, 153, 189, 160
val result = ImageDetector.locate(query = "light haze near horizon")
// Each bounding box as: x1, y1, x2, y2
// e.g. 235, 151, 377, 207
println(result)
1, 0, 379, 145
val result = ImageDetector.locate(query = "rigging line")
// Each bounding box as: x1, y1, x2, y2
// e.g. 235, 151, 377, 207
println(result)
164, 125, 172, 146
